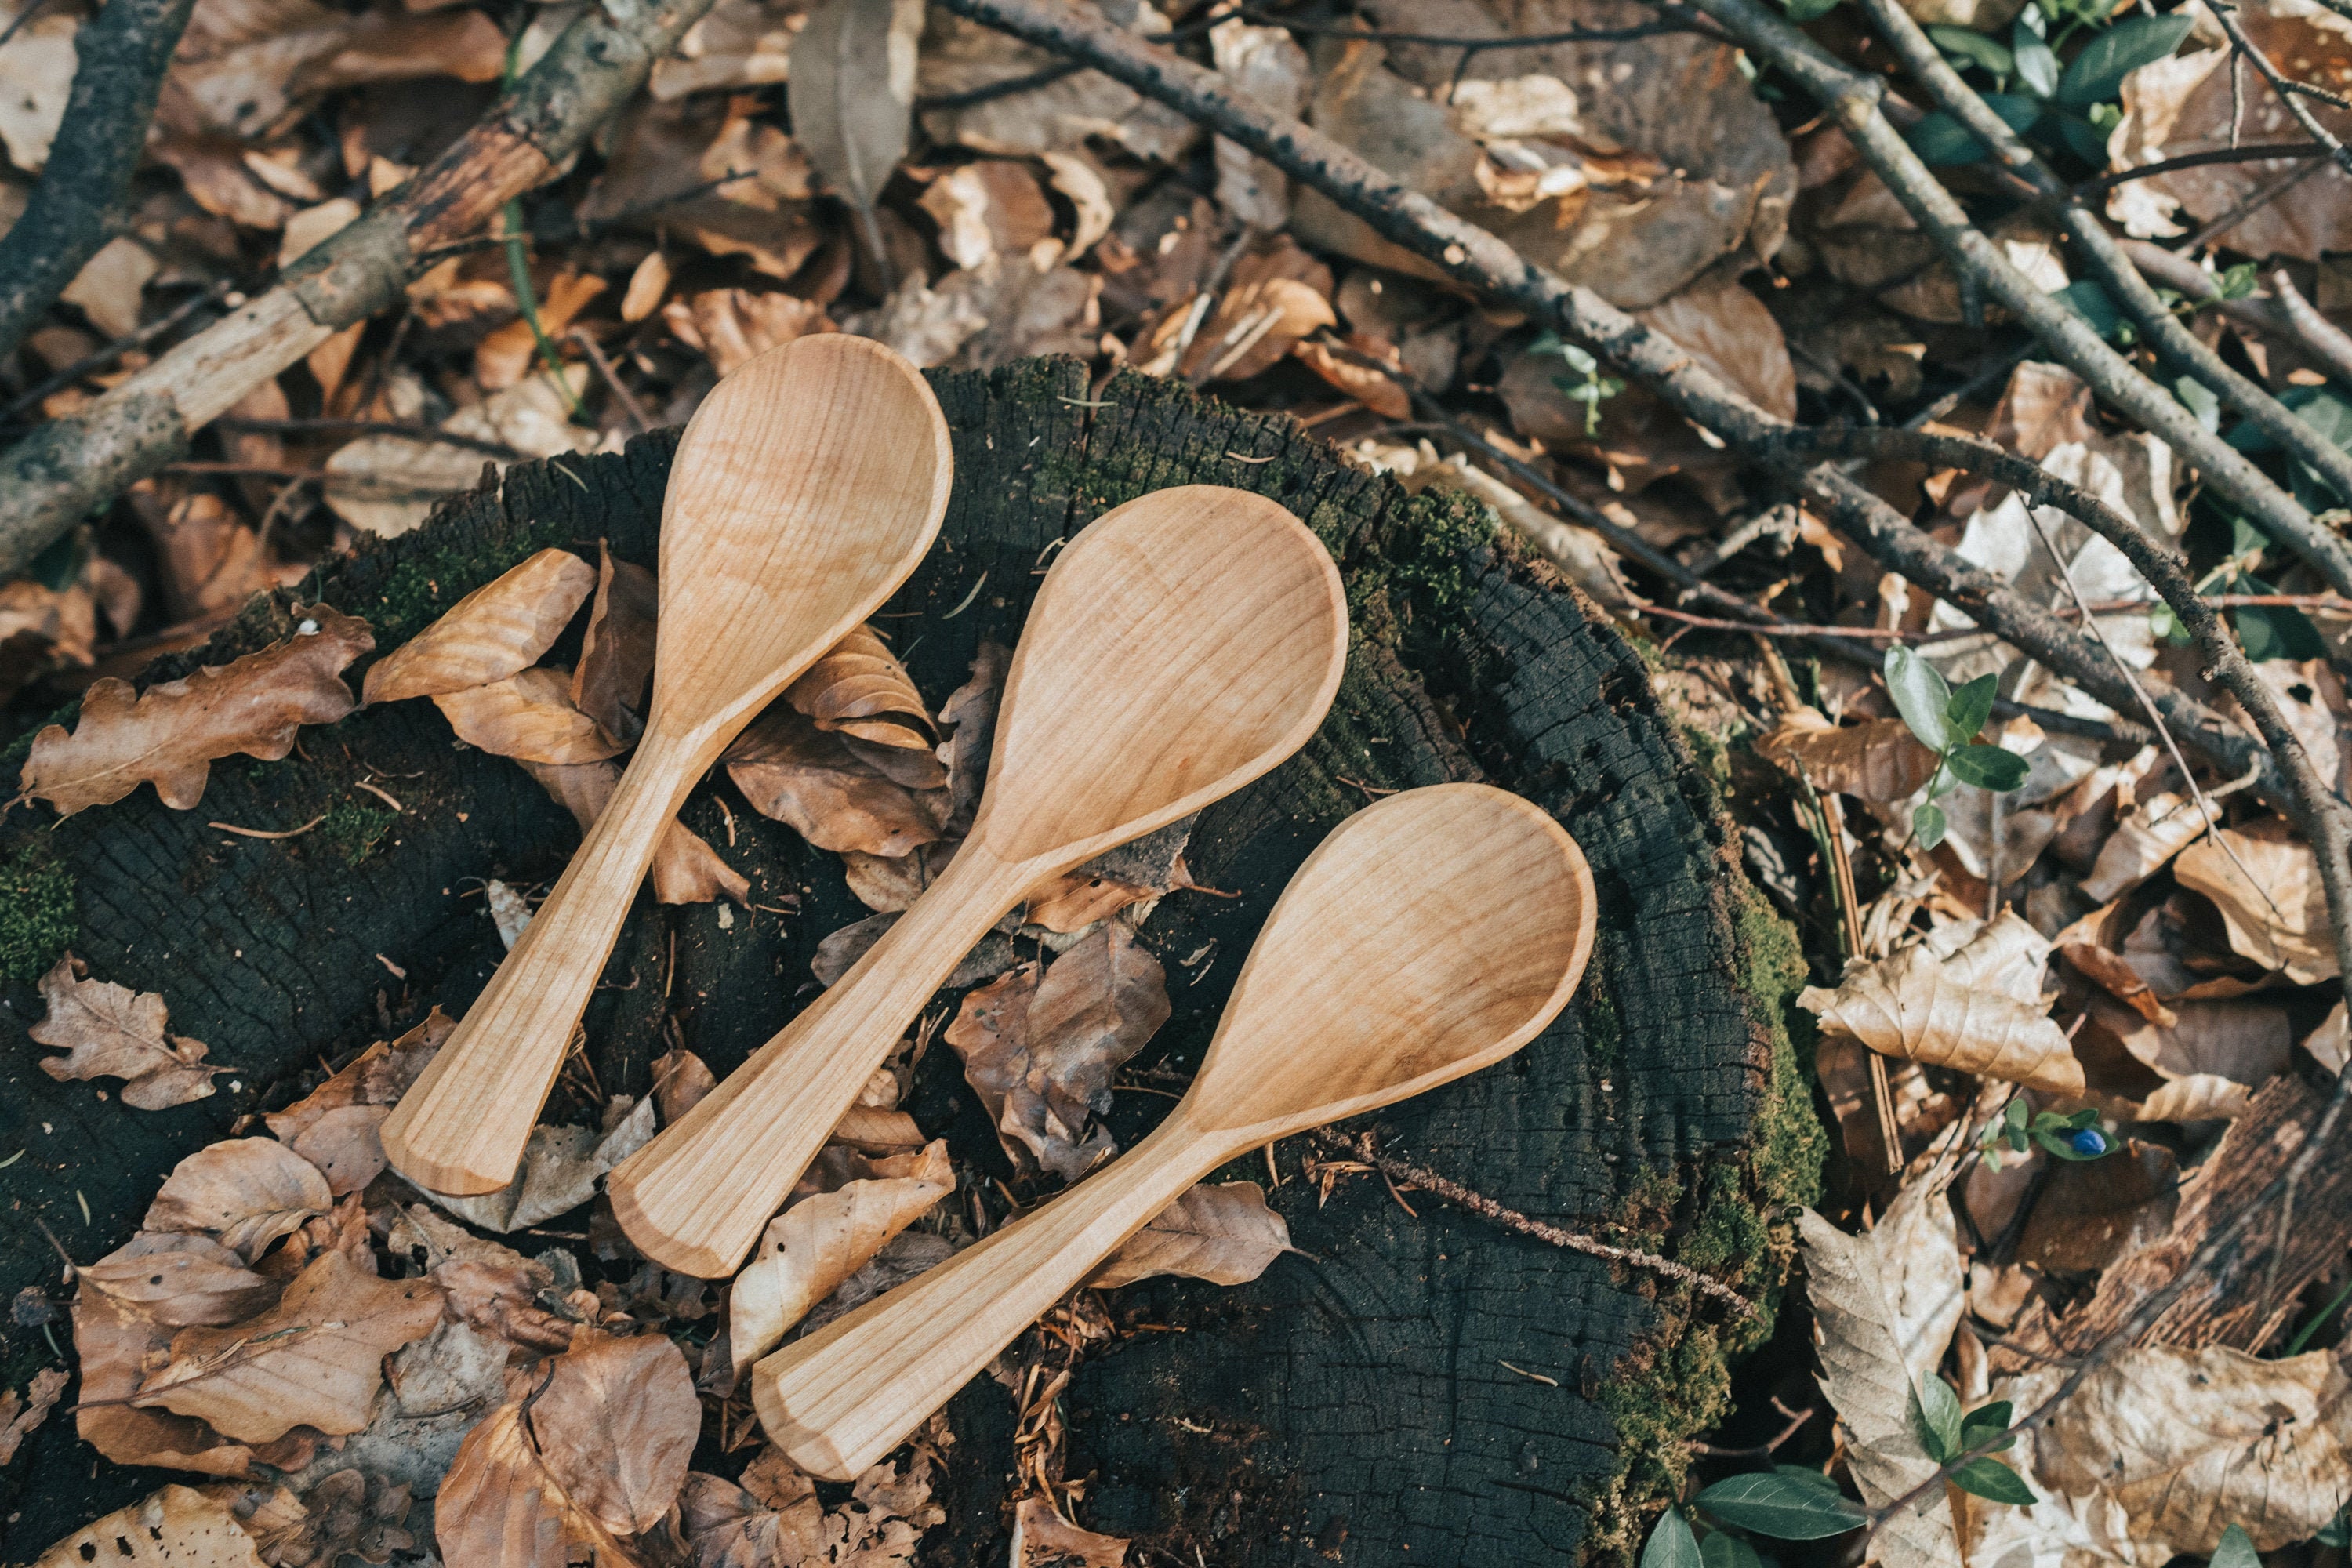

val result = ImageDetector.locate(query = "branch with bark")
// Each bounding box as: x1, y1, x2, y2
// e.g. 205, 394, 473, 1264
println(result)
0, 0, 727, 577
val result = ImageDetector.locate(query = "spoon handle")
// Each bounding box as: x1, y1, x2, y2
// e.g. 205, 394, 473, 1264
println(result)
608, 842, 1024, 1279
753, 1121, 1212, 1480
380, 731, 702, 1195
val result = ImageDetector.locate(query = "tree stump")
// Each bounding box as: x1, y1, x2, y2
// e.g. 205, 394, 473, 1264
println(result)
0, 360, 1819, 1563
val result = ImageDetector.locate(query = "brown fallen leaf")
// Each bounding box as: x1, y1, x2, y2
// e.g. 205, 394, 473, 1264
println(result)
145, 1138, 334, 1260
2086, 993, 2290, 1098
1799, 935, 2082, 1095
361, 549, 595, 705
524, 755, 750, 906
1088, 1181, 1290, 1290
1021, 868, 1162, 935
728, 1140, 955, 1370
1176, 240, 1337, 383
663, 288, 837, 377
1010, 1495, 1128, 1567
134, 1250, 442, 1442
436, 1330, 699, 1564
29, 953, 223, 1110
681, 1430, 949, 1568
383, 1205, 574, 1356
476, 271, 606, 390
77, 1235, 278, 1328
947, 921, 1172, 1180
786, 623, 936, 752
255, 1467, 416, 1567
19, 607, 372, 815
652, 1047, 717, 1125
0, 1367, 68, 1465
844, 840, 958, 913
1294, 332, 1414, 419
434, 666, 626, 765
2173, 822, 2337, 985
726, 702, 949, 858
570, 543, 659, 743
2078, 791, 2212, 903
2013, 1138, 2180, 1272
1756, 709, 1940, 804
425, 1098, 655, 1233
32, 1484, 269, 1568
262, 1009, 452, 1192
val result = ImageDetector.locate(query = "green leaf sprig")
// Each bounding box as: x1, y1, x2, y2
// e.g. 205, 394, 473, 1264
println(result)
1911, 1381, 2038, 1504
1980, 1099, 2113, 1167
1882, 645, 2030, 851
1529, 331, 1626, 437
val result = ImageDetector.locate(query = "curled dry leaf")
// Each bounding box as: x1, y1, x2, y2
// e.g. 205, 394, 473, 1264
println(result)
664, 289, 837, 378
652, 1047, 718, 1125
146, 1139, 334, 1261
1757, 710, 1940, 804
262, 1009, 450, 1193
30, 954, 223, 1110
2173, 823, 2337, 985
76, 1235, 277, 1329
31, 1485, 267, 1568
786, 623, 935, 751
525, 753, 750, 906
384, 1205, 574, 1356
844, 840, 956, 913
20, 608, 372, 815
426, 1098, 655, 1234
2079, 791, 2212, 903
1800, 932, 2082, 1096
729, 1139, 954, 1370
1010, 1495, 1129, 1567
571, 544, 659, 742
434, 666, 626, 766
1177, 243, 1337, 383
726, 702, 949, 858
681, 1432, 949, 1568
132, 1251, 442, 1442
0, 1367, 69, 1465
947, 921, 1172, 1180
361, 549, 595, 705
1089, 1181, 1290, 1290
436, 1329, 700, 1565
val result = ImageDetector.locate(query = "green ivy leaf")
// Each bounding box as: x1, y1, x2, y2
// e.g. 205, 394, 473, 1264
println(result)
2013, 17, 2060, 95
1961, 1400, 2017, 1453
2054, 110, 2114, 165
1785, 0, 1842, 20
2175, 375, 2222, 434
1951, 1456, 2038, 1506
2053, 278, 2123, 339
1911, 1374, 1965, 1465
1929, 24, 2015, 75
1904, 92, 2043, 164
2317, 1504, 2349, 1548
1944, 673, 1997, 741
1948, 743, 2030, 791
1885, 645, 1957, 752
1915, 800, 1949, 850
1641, 1508, 1704, 1568
2056, 13, 2194, 107
1693, 1473, 1867, 1541
1700, 1532, 1765, 1568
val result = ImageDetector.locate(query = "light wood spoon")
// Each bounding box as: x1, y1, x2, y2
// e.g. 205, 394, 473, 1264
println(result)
751, 782, 1597, 1479
380, 336, 953, 1196
608, 484, 1348, 1276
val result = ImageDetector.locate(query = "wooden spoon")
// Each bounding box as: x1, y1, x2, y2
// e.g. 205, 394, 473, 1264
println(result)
379, 336, 953, 1196
751, 782, 1596, 1479
608, 485, 1348, 1276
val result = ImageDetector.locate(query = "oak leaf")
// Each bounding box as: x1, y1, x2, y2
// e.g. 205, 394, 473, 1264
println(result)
434, 666, 626, 765
30, 954, 223, 1109
133, 1250, 443, 1442
569, 543, 658, 742
1757, 710, 1940, 803
145, 1139, 334, 1261
948, 921, 1172, 1180
730, 1139, 954, 1369
1089, 1181, 1290, 1290
1799, 935, 2082, 1095
786, 623, 936, 751
1010, 1496, 1128, 1567
361, 549, 595, 705
32, 1485, 268, 1568
19, 608, 371, 815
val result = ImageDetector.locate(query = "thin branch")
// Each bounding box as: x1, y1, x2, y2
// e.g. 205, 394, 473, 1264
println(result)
2211, 1, 2352, 176
2113, 239, 2352, 385
0, 0, 200, 368
1232, 5, 1728, 47
2076, 140, 2323, 195
0, 281, 230, 426
212, 418, 524, 460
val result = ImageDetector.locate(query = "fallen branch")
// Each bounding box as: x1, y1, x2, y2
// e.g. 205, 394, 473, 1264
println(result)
0, 0, 198, 369
0, 0, 726, 578
2112, 239, 2352, 386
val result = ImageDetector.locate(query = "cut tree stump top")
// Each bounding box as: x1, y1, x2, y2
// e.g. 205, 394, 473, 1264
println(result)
0, 359, 1818, 1564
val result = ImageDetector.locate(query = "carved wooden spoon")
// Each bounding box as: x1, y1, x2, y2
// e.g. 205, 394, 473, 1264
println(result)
752, 782, 1596, 1479
380, 336, 953, 1196
608, 484, 1349, 1276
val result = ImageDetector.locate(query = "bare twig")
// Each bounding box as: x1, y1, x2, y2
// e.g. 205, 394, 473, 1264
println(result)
2077, 140, 2324, 194
2177, 155, 2327, 252
2113, 239, 2352, 385
211, 418, 525, 460
0, 282, 230, 426
0, 0, 198, 368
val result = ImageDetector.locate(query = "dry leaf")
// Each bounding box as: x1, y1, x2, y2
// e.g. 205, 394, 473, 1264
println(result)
843, 840, 956, 913
0, 5, 75, 173
436, 1329, 699, 1563
1178, 243, 1336, 383
726, 702, 949, 857
2013, 1138, 2179, 1272
20, 608, 372, 815
524, 754, 750, 906
653, 1047, 718, 1124
947, 921, 1171, 1180
264, 1009, 449, 1150
681, 1434, 948, 1567
131, 1251, 441, 1442
2173, 822, 2338, 985
1010, 1496, 1129, 1567
728, 1140, 953, 1368
33, 1485, 267, 1568
2078, 791, 2212, 903
325, 370, 597, 539
663, 288, 837, 377
0, 1367, 69, 1464
918, 159, 1057, 270
361, 549, 595, 705
62, 235, 158, 339
1758, 710, 1940, 803
1294, 332, 1413, 419
434, 666, 626, 765
423, 1098, 655, 1232
1799, 935, 2082, 1095
571, 544, 658, 742
254, 1467, 416, 1566
79, 1236, 278, 1328
1632, 273, 1798, 423
937, 641, 1007, 838
1797, 1209, 1958, 1568
143, 1138, 332, 1261
1089, 1181, 1290, 1290
791, 0, 923, 227
1208, 17, 1309, 231
30, 954, 223, 1110
787, 623, 935, 750
384, 1206, 574, 1355
475, 270, 605, 390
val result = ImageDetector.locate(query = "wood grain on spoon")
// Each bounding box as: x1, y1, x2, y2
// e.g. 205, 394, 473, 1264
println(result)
753, 782, 1598, 1480
608, 485, 1348, 1276
379, 336, 953, 1196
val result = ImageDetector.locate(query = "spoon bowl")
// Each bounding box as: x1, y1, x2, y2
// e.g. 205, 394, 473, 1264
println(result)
382, 336, 953, 1196
753, 782, 1597, 1479
609, 485, 1348, 1276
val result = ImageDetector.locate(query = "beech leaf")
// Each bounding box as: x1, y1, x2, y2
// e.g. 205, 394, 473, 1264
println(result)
132, 1250, 442, 1442
360, 549, 594, 704
30, 954, 223, 1109
730, 1139, 954, 1369
1756, 710, 1940, 803
789, 0, 923, 220
1089, 1181, 1291, 1290
568, 544, 658, 742
20, 607, 372, 815
433, 666, 626, 765
525, 755, 749, 905
2173, 823, 2337, 985
786, 622, 936, 750
1798, 938, 2082, 1095
144, 1138, 334, 1261
725, 701, 949, 857
32, 1485, 268, 1568
681, 1436, 947, 1568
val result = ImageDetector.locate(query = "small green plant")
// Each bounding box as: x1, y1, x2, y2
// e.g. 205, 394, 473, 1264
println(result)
1908, 7, 2194, 168
1910, 1382, 2038, 1504
1527, 331, 1625, 436
1882, 645, 2029, 851
2210, 1523, 2261, 1567
1980, 1098, 2113, 1168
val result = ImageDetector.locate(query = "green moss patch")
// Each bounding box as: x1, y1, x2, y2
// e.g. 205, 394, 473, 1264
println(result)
0, 841, 75, 985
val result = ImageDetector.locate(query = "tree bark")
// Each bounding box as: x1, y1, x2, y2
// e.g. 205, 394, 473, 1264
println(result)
0, 360, 1817, 1563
